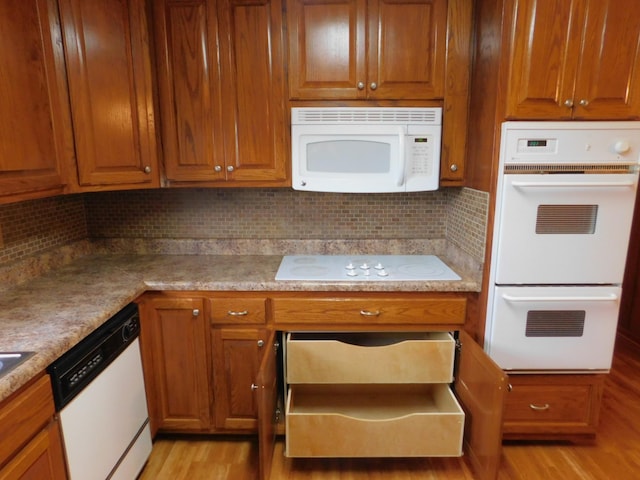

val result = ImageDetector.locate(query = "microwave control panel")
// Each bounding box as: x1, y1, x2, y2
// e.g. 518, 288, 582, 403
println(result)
408, 135, 435, 176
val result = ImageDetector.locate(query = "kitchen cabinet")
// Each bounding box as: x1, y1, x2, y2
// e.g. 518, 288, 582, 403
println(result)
287, 0, 447, 100
0, 0, 75, 204
0, 375, 67, 479
504, 0, 640, 120
153, 0, 288, 186
138, 294, 211, 434
502, 374, 605, 440
59, 0, 160, 190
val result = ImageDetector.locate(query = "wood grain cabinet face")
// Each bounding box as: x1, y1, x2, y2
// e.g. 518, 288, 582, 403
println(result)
59, 0, 160, 189
154, 0, 288, 185
505, 0, 640, 120
0, 0, 74, 204
287, 0, 447, 100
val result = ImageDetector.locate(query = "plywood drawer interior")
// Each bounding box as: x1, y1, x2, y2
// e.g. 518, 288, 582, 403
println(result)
286, 332, 455, 384
285, 384, 464, 458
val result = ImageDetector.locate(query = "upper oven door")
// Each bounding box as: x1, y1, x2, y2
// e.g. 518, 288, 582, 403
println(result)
494, 173, 638, 285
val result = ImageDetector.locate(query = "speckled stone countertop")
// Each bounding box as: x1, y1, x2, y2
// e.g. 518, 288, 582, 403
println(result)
0, 250, 481, 403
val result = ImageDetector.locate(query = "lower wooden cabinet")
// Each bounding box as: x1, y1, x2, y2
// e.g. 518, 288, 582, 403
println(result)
502, 373, 605, 440
0, 375, 67, 479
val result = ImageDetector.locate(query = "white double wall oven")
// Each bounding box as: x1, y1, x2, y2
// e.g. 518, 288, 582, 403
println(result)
485, 122, 640, 372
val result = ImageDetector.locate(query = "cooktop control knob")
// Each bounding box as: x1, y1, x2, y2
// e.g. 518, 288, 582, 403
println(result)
377, 269, 389, 277
374, 262, 384, 270
346, 269, 358, 277
345, 262, 355, 270
360, 263, 370, 270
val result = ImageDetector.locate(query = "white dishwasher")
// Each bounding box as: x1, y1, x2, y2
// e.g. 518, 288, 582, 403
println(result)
48, 303, 152, 480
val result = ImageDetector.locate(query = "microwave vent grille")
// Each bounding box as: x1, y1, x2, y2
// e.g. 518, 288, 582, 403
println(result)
292, 108, 441, 125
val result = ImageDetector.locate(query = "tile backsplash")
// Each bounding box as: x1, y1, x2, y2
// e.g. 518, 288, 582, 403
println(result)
0, 187, 488, 267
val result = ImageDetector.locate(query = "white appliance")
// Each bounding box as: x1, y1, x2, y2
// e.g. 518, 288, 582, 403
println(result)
49, 304, 152, 479
485, 122, 640, 371
291, 107, 442, 193
276, 255, 460, 282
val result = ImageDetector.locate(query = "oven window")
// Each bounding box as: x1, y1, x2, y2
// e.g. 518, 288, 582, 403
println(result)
306, 140, 391, 173
535, 205, 598, 234
525, 310, 586, 337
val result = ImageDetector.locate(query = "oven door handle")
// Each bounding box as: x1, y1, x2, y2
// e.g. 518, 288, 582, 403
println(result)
502, 293, 619, 302
511, 181, 636, 188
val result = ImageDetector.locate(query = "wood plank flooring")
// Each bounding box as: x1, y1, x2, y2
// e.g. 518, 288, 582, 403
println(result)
139, 340, 640, 479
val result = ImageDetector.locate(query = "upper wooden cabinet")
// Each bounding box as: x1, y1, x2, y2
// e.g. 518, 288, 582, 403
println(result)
59, 0, 160, 190
504, 0, 640, 120
287, 0, 447, 100
154, 0, 289, 185
0, 0, 75, 204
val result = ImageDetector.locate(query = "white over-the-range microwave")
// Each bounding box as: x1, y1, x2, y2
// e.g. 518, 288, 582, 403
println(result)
291, 107, 442, 193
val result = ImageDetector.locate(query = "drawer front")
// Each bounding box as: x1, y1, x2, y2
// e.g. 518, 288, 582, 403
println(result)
285, 384, 464, 458
273, 297, 466, 326
503, 375, 604, 434
210, 297, 267, 324
286, 332, 455, 384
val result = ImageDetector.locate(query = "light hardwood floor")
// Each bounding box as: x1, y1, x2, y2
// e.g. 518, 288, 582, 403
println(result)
139, 339, 640, 479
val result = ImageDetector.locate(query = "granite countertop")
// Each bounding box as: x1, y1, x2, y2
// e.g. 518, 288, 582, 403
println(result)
0, 252, 481, 403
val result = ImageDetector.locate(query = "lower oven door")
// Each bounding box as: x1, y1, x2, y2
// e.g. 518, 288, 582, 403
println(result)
486, 285, 621, 371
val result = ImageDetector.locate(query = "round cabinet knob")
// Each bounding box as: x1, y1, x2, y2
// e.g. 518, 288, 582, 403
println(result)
369, 82, 378, 90
450, 164, 458, 172
357, 81, 365, 90
227, 165, 234, 172
214, 165, 222, 172
579, 99, 589, 107
251, 383, 259, 391
614, 140, 631, 154
192, 309, 200, 317
143, 166, 151, 174
257, 339, 265, 348
564, 99, 574, 107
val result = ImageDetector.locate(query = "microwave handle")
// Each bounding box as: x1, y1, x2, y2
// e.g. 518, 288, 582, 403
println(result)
398, 128, 406, 187
502, 293, 619, 302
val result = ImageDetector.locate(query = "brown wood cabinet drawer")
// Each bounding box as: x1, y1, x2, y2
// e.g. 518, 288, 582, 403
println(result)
286, 332, 455, 384
210, 297, 267, 324
272, 296, 466, 326
0, 375, 55, 467
503, 374, 604, 437
285, 384, 464, 458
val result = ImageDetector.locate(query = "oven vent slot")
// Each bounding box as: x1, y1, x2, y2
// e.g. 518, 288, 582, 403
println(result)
525, 311, 585, 337
293, 108, 441, 125
504, 163, 635, 174
536, 204, 598, 234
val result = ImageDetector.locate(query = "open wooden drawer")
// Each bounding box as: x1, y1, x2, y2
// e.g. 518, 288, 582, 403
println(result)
285, 384, 464, 457
286, 332, 455, 384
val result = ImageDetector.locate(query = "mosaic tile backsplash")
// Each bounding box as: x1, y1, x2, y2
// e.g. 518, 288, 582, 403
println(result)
0, 187, 488, 267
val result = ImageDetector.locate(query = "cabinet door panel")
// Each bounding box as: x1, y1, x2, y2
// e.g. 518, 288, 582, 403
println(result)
0, 0, 73, 202
504, 0, 583, 119
288, 0, 366, 99
368, 0, 446, 99
155, 0, 224, 182
257, 331, 278, 480
60, 0, 159, 188
573, 0, 640, 119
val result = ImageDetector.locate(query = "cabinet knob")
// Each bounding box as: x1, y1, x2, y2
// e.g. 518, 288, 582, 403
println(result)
257, 339, 265, 348
369, 82, 378, 90
227, 165, 234, 172
251, 383, 259, 391
192, 309, 200, 317
579, 99, 589, 107
450, 164, 458, 172
214, 165, 222, 172
563, 99, 574, 107
529, 403, 550, 411
143, 166, 151, 174
357, 81, 365, 90
360, 309, 381, 317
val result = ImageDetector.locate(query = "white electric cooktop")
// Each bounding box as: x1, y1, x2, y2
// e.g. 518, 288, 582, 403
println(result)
275, 255, 461, 282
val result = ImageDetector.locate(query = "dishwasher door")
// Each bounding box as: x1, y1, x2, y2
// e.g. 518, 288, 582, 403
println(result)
59, 338, 151, 479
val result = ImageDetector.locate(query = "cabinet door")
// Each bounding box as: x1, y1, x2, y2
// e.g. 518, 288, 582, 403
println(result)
59, 0, 159, 189
0, 0, 74, 203
217, 0, 288, 183
504, 0, 584, 119
367, 0, 446, 100
572, 0, 640, 119
211, 328, 269, 430
454, 331, 507, 480
138, 296, 211, 432
256, 331, 279, 480
287, 0, 367, 99
154, 0, 224, 182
